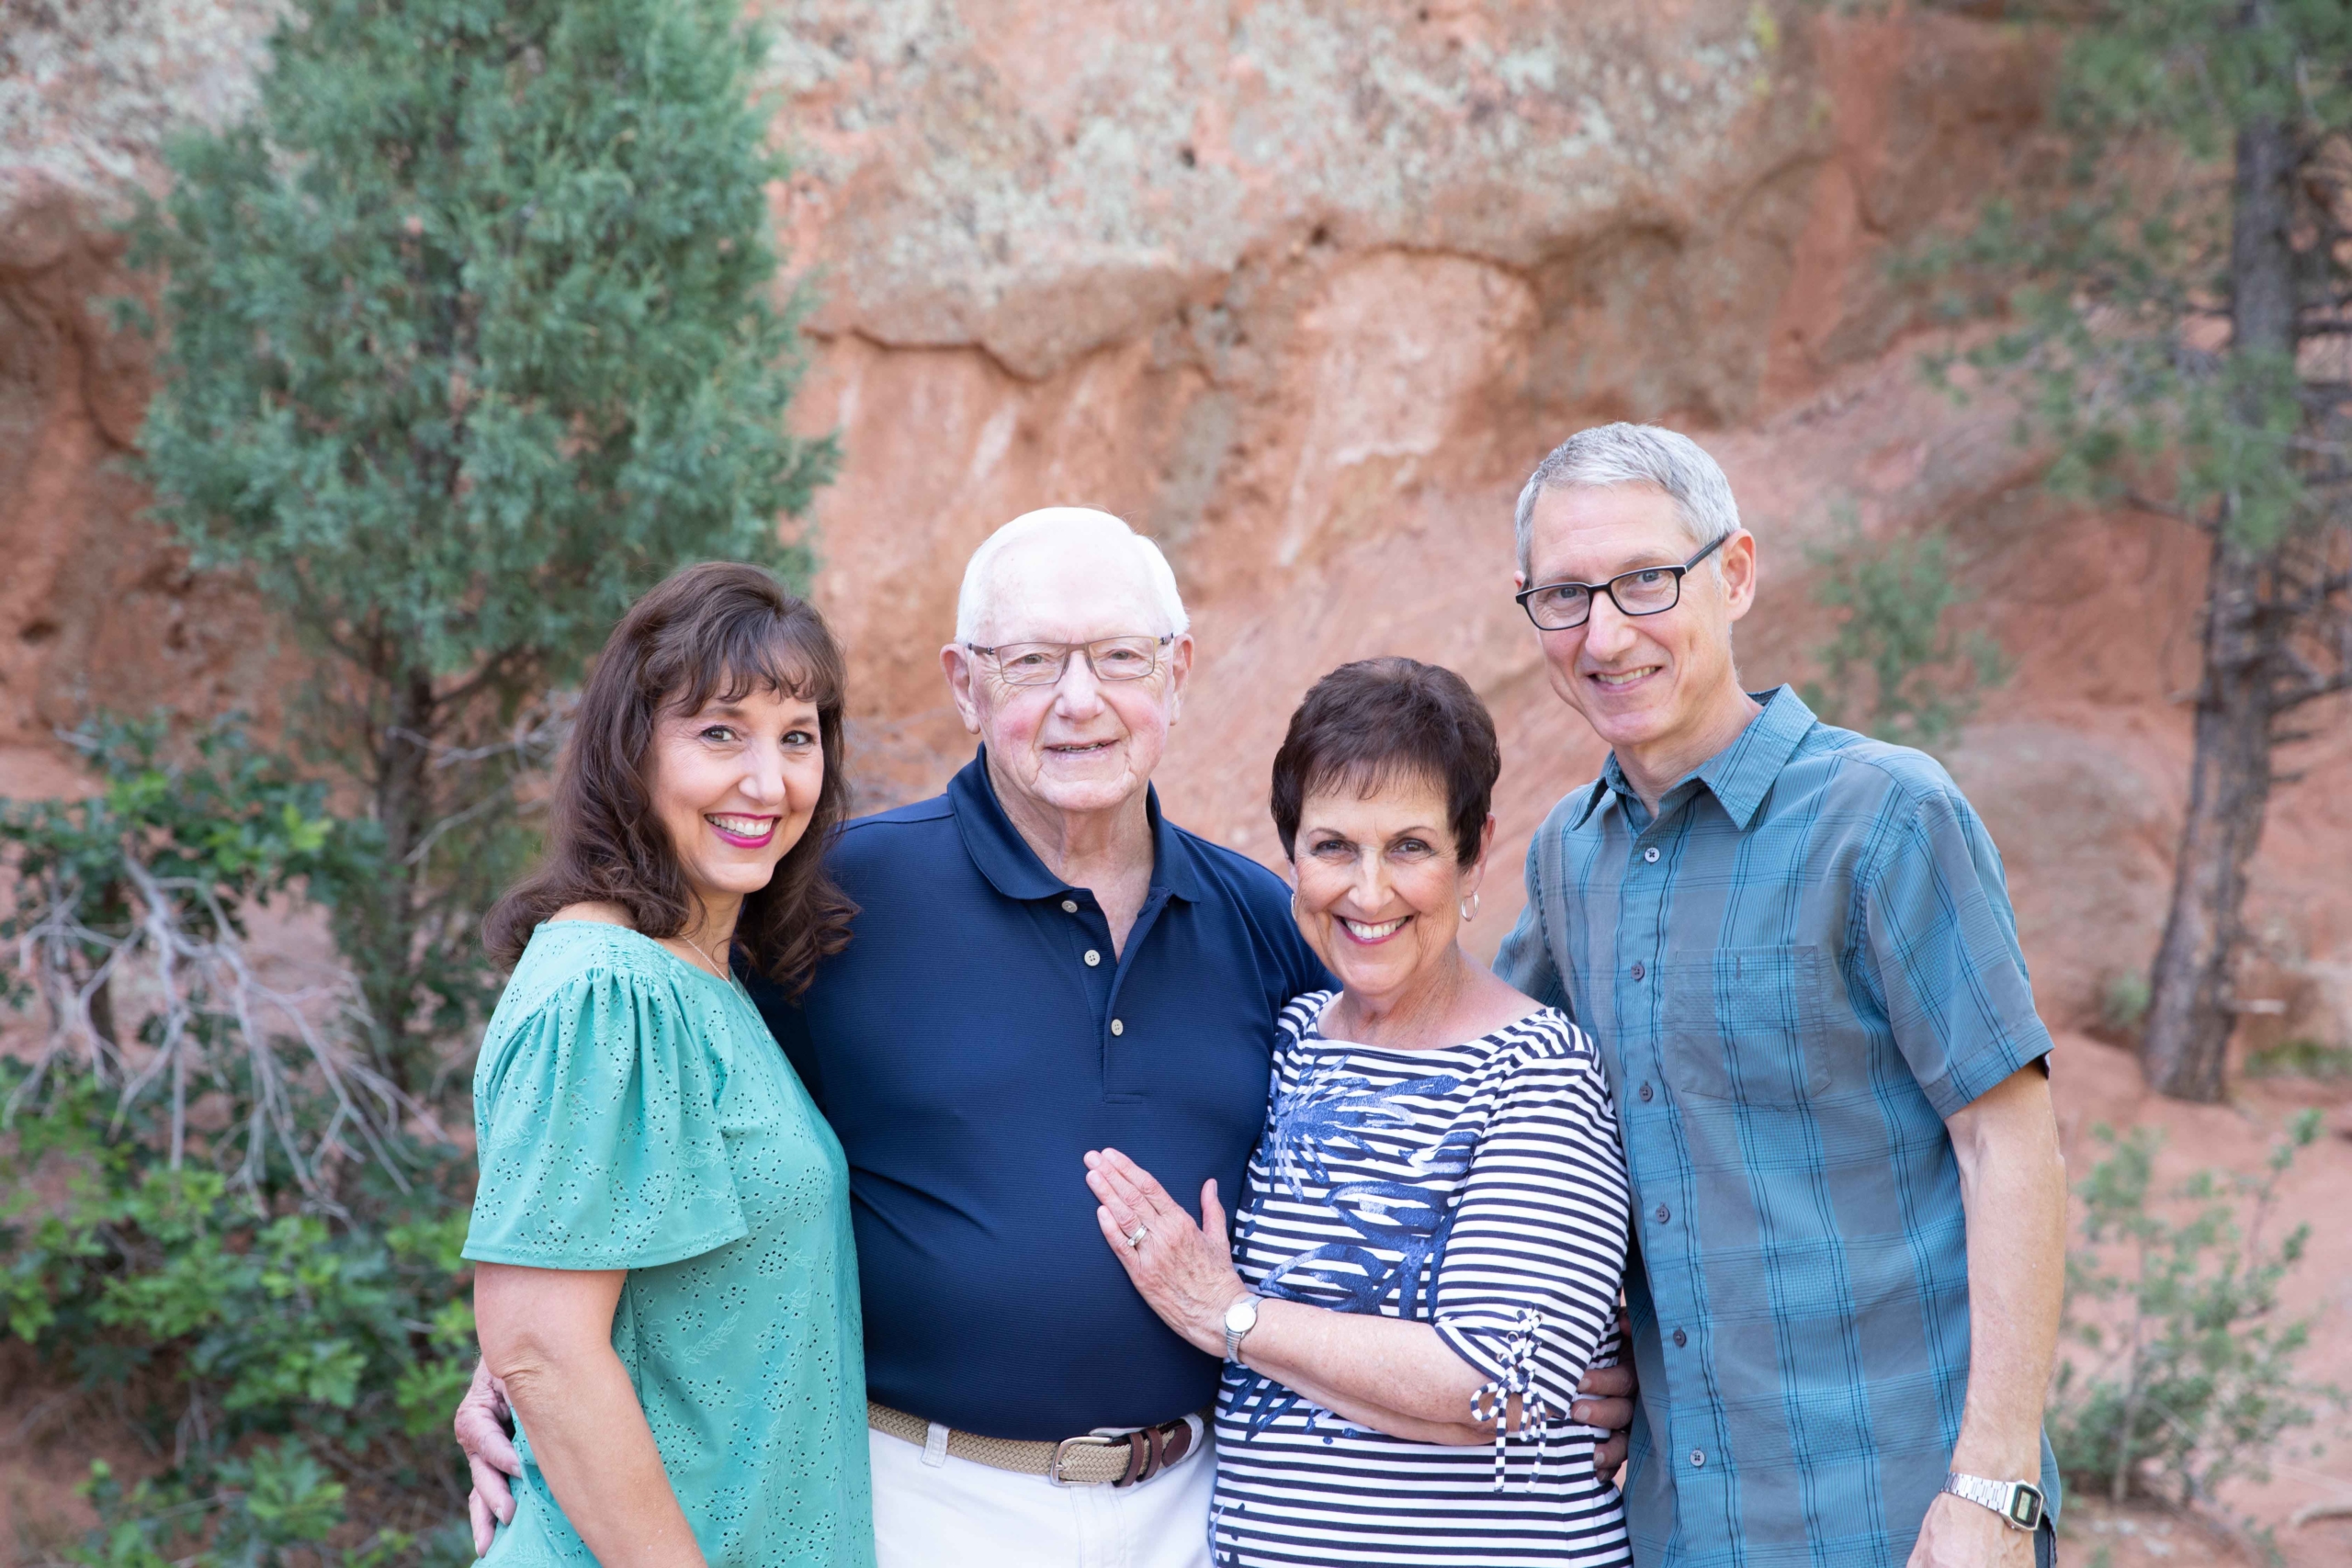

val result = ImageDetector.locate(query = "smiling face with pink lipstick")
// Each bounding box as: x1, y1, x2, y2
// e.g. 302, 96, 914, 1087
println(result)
485, 560, 854, 992
646, 685, 827, 956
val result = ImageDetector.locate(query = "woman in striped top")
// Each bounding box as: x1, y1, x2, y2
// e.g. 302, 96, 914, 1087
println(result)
1084, 658, 1633, 1568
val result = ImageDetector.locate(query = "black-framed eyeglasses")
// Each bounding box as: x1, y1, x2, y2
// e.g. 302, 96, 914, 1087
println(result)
964, 635, 1175, 687
1514, 533, 1728, 631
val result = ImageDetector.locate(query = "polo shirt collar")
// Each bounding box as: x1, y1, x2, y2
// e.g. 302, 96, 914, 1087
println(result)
1570, 685, 1817, 833
946, 750, 1204, 905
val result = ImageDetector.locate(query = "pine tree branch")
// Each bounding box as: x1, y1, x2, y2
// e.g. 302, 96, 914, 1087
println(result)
424, 649, 521, 717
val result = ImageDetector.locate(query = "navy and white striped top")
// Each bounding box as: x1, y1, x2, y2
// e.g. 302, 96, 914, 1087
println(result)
1210, 991, 1634, 1568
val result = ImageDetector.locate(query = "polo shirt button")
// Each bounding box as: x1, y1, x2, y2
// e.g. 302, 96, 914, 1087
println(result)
1084, 949, 1101, 966
1643, 847, 1660, 863
1654, 1204, 1670, 1224
1638, 1082, 1654, 1102
1111, 1019, 1125, 1036
1061, 899, 1078, 913
1690, 1449, 1705, 1468
1672, 1327, 1688, 1348
1631, 962, 1645, 982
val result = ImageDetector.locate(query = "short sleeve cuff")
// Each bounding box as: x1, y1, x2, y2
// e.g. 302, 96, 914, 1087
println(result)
460, 1213, 748, 1273
1431, 1311, 1533, 1393
1917, 1021, 2056, 1120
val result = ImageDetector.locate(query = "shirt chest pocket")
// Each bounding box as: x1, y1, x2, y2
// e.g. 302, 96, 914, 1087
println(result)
1661, 945, 1830, 1106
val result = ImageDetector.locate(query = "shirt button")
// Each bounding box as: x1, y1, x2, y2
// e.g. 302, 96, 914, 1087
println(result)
1654, 1204, 1670, 1224
1110, 1019, 1125, 1036
1084, 949, 1101, 966
1631, 962, 1645, 982
1638, 1082, 1654, 1102
1061, 899, 1078, 913
1672, 1327, 1688, 1348
1643, 847, 1660, 863
1690, 1449, 1705, 1468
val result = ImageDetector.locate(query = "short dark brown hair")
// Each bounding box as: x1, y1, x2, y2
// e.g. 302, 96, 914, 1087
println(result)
485, 561, 854, 995
1268, 658, 1500, 867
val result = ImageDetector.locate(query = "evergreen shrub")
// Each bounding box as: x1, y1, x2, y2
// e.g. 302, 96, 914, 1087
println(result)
126, 0, 836, 1089
1800, 507, 2007, 753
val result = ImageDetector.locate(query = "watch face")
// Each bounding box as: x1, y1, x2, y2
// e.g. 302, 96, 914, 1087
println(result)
2007, 1488, 2043, 1529
1224, 1298, 1257, 1332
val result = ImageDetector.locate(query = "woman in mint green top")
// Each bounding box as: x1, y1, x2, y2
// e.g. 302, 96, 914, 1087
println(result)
460, 563, 872, 1568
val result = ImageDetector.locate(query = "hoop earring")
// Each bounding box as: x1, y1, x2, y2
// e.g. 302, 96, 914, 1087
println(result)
1459, 892, 1480, 922
1290, 890, 1303, 921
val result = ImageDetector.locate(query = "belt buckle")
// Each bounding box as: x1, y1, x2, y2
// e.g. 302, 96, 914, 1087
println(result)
1046, 1432, 1121, 1486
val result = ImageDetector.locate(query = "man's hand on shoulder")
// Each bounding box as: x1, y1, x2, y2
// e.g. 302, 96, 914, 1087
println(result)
1907, 1492, 2036, 1568
456, 1357, 523, 1554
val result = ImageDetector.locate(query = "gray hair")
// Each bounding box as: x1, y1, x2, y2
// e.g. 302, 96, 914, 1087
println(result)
955, 507, 1191, 644
1512, 423, 1743, 578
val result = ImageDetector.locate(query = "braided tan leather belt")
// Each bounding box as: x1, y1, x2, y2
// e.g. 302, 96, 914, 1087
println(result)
867, 1401, 1200, 1487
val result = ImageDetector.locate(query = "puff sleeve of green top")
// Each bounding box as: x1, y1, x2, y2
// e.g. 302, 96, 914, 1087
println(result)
464, 921, 874, 1568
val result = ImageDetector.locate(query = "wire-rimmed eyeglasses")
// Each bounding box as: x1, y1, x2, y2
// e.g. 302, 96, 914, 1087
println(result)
964, 636, 1175, 687
1513, 533, 1729, 631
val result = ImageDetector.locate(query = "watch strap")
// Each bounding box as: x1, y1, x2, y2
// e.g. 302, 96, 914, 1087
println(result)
1942, 1471, 2044, 1531
1222, 1294, 1260, 1361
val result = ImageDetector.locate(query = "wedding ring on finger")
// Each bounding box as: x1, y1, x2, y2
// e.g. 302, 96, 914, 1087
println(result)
1127, 1225, 1148, 1250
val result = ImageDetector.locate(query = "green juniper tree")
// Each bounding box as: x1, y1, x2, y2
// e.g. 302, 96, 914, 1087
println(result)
1934, 1, 2352, 1102
129, 0, 833, 1091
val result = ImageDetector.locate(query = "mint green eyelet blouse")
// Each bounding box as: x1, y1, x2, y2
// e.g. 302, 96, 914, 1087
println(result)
463, 921, 874, 1568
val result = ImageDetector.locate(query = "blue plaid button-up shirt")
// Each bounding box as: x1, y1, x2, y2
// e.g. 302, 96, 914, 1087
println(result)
1497, 686, 2059, 1568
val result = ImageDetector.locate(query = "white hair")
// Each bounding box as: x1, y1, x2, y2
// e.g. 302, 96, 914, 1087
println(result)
1512, 423, 1743, 578
954, 507, 1191, 644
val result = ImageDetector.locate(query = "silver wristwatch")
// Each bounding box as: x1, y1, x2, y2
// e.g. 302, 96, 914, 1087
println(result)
1221, 1293, 1261, 1361
1942, 1472, 2045, 1531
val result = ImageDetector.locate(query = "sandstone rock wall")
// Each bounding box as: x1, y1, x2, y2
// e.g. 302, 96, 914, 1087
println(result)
1, 0, 2346, 1048
0, 0, 288, 794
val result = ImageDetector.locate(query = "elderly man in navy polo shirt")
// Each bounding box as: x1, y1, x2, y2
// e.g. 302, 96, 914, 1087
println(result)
779, 508, 1330, 1562
456, 507, 1636, 1565
759, 507, 1330, 1564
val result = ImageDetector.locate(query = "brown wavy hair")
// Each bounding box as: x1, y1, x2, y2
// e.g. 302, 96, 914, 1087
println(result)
485, 561, 854, 995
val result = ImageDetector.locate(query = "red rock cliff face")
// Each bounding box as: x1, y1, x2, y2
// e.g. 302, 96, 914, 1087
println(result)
0, 0, 287, 795
2, 1, 2346, 1047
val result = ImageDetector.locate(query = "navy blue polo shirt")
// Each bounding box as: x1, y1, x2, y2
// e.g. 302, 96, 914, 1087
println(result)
747, 750, 1329, 1440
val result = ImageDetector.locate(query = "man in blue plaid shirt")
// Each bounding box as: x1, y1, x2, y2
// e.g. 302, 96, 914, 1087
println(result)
1495, 424, 2065, 1568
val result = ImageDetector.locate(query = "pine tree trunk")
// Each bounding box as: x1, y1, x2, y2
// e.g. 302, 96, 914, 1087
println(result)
365, 666, 438, 1089
2141, 103, 2298, 1102
2143, 537, 2274, 1101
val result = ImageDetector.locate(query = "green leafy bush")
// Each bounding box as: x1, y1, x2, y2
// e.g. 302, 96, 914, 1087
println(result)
3, 721, 475, 1561
2244, 1039, 2352, 1082
1800, 508, 2007, 753
2051, 1111, 2342, 1522
4, 1084, 476, 1564
2098, 971, 2152, 1042
70, 1445, 428, 1568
